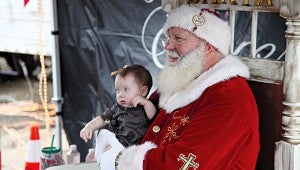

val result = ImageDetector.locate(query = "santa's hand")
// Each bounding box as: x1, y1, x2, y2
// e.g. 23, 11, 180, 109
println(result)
97, 136, 124, 170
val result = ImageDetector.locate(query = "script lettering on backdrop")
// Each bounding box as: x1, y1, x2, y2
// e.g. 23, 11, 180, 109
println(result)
233, 42, 286, 60
141, 1, 165, 69
144, 0, 155, 3
141, 0, 284, 69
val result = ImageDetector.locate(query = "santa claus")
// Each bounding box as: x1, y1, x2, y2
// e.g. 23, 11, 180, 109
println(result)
98, 5, 260, 170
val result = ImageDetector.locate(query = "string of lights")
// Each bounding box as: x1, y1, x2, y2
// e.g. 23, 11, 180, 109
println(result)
36, 0, 51, 146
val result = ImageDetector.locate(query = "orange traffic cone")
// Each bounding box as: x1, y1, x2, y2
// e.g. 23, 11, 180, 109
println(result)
25, 125, 41, 170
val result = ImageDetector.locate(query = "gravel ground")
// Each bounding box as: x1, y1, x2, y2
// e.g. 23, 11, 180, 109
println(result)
0, 76, 69, 170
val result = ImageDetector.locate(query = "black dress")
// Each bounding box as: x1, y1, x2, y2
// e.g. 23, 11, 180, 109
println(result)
100, 103, 152, 147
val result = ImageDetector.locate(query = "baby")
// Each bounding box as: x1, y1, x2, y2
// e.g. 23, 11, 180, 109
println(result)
80, 64, 157, 165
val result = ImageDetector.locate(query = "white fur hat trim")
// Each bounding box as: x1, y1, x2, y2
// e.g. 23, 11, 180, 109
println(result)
163, 5, 231, 55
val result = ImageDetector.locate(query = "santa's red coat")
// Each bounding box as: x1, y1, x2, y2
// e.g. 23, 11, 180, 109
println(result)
116, 56, 260, 170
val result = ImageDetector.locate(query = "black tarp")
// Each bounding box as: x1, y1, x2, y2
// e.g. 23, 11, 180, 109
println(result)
58, 0, 165, 160
58, 1, 286, 168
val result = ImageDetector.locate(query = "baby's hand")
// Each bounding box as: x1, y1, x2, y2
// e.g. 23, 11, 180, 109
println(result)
80, 126, 93, 142
131, 96, 146, 107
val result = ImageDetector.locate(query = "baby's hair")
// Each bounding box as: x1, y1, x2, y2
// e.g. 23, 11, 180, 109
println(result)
113, 65, 153, 95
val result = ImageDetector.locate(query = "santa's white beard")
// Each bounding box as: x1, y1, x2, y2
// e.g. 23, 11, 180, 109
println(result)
158, 44, 205, 96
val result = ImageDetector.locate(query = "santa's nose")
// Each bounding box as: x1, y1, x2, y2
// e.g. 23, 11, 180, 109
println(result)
165, 39, 177, 50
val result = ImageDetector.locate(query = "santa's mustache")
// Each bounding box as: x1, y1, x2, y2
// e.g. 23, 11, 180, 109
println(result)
166, 50, 181, 59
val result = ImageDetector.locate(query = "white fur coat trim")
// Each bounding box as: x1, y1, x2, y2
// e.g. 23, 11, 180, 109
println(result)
117, 141, 157, 170
159, 55, 249, 113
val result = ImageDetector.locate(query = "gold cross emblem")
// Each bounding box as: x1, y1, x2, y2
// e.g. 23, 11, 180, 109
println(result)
177, 153, 199, 170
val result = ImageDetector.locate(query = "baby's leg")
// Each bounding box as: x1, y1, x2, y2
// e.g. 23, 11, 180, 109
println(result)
95, 129, 116, 158
95, 129, 124, 170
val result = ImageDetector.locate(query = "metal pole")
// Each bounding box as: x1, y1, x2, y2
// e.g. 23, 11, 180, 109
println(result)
49, 0, 64, 152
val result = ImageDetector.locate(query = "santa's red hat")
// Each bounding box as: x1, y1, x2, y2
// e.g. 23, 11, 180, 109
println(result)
163, 5, 231, 55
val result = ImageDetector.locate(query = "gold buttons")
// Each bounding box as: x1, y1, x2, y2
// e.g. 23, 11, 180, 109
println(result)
152, 125, 160, 133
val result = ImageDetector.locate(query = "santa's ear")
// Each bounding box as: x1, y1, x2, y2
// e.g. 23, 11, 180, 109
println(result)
205, 42, 215, 53
141, 86, 149, 97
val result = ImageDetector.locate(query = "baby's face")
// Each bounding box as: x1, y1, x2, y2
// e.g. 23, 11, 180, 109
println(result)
115, 74, 142, 107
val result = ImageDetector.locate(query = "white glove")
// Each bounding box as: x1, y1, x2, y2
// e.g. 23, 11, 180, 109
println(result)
95, 129, 124, 170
